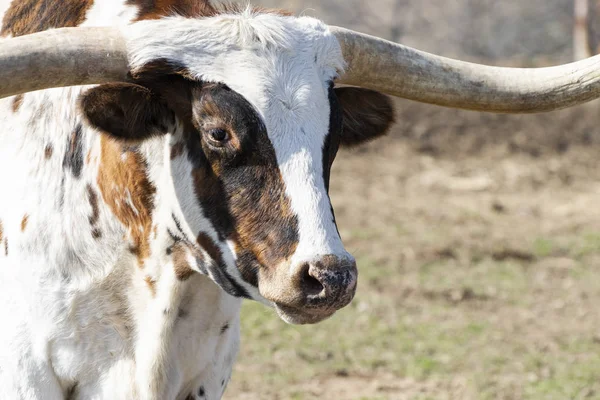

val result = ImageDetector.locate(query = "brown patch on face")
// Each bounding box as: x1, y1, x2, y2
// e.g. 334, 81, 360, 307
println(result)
11, 95, 24, 112
20, 215, 29, 232
144, 275, 157, 297
172, 242, 194, 281
1, 0, 94, 37
97, 135, 156, 267
44, 145, 53, 160
188, 84, 299, 289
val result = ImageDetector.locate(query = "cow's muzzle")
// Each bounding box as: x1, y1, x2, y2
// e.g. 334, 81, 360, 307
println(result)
261, 255, 358, 325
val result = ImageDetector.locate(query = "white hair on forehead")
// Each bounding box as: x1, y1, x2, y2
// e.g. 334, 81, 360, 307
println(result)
125, 11, 345, 77
211, 5, 294, 49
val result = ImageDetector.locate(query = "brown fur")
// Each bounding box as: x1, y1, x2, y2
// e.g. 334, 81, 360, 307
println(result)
87, 184, 100, 226
11, 95, 24, 113
172, 243, 194, 281
97, 136, 157, 267
20, 215, 29, 232
144, 275, 157, 296
129, 0, 217, 20
227, 174, 297, 269
1, 0, 94, 37
128, 0, 291, 21
87, 184, 102, 239
196, 232, 224, 265
63, 124, 84, 179
44, 145, 53, 160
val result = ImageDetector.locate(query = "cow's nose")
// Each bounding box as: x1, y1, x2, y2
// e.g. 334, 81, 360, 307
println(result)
294, 255, 358, 309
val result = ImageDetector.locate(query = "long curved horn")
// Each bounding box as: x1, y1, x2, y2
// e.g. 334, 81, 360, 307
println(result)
331, 26, 600, 113
0, 27, 128, 99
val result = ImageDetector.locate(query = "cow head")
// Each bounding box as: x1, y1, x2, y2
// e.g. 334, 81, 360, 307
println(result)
80, 11, 394, 324
5, 5, 600, 323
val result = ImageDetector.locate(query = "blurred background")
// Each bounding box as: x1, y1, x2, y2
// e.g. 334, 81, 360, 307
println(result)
224, 1, 600, 399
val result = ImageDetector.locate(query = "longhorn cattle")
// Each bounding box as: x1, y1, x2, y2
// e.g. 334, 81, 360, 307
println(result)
2, 1, 600, 399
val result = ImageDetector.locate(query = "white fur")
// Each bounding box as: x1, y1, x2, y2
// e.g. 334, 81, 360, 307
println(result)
81, 0, 140, 27
0, 2, 352, 399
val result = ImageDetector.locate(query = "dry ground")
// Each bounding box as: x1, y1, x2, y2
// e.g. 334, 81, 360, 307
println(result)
224, 101, 600, 400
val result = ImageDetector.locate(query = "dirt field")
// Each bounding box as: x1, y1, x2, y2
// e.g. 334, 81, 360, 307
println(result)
221, 1, 600, 399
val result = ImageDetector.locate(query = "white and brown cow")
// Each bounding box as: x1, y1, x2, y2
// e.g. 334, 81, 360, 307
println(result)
2, 1, 600, 399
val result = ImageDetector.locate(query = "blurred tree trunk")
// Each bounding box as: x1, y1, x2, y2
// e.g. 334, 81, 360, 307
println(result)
574, 0, 590, 59
574, 0, 600, 109
573, 0, 600, 58
390, 0, 405, 42
592, 0, 600, 53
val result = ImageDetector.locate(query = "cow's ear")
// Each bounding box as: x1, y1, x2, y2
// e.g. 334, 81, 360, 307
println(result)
80, 83, 175, 142
334, 87, 395, 147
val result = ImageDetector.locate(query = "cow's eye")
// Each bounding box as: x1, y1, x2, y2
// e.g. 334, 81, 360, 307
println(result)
206, 128, 229, 146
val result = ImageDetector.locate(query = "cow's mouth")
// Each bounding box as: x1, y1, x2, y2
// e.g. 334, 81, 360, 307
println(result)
274, 303, 340, 325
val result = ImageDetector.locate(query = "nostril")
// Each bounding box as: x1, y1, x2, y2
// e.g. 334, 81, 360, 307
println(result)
301, 267, 325, 297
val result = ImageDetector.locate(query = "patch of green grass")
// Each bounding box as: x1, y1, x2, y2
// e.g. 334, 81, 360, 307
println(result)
357, 397, 388, 400
571, 232, 600, 259
466, 322, 486, 335
411, 356, 441, 378
418, 259, 528, 302
533, 237, 555, 257
353, 255, 390, 286
523, 345, 600, 400
236, 289, 492, 391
